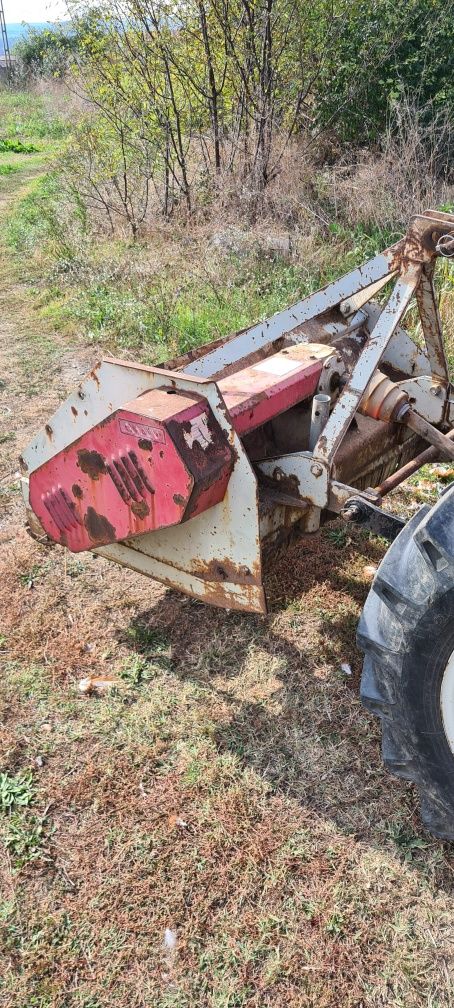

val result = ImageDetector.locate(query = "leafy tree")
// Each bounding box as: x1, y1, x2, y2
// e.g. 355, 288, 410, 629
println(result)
313, 0, 454, 143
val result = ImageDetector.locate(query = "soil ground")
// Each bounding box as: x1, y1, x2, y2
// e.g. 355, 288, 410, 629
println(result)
1, 160, 454, 1008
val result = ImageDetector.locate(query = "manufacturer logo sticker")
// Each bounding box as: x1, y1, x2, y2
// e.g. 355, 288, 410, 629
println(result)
119, 418, 166, 444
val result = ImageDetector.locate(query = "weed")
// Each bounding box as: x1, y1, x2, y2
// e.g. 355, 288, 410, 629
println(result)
19, 563, 45, 588
65, 557, 85, 578
325, 912, 345, 937
300, 899, 317, 920
118, 654, 156, 686
325, 527, 349, 548
126, 623, 170, 656
0, 164, 19, 176
122, 625, 172, 680
0, 771, 35, 812
4, 812, 47, 868
0, 138, 38, 154
387, 822, 429, 862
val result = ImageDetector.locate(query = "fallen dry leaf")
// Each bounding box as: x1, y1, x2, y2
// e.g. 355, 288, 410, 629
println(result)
78, 675, 117, 696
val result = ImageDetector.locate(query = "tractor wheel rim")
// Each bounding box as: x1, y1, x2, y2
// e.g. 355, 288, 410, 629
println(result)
440, 650, 454, 754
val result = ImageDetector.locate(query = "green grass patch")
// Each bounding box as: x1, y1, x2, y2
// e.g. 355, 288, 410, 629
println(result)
0, 138, 39, 154
5, 172, 69, 254
0, 89, 67, 142
118, 654, 159, 687
4, 812, 48, 869
0, 163, 19, 176
45, 255, 333, 358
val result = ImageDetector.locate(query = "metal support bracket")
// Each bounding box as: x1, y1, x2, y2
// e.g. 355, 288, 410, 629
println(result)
342, 496, 405, 542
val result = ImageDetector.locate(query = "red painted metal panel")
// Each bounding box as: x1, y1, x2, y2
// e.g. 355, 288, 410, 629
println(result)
29, 390, 233, 552
219, 345, 326, 434
29, 345, 331, 553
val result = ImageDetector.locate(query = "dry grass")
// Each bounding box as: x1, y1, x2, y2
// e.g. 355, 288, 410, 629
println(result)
2, 140, 454, 1008
335, 96, 454, 232
2, 523, 454, 1007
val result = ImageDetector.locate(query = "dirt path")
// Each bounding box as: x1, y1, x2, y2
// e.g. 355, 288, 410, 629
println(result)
0, 162, 166, 664
0, 170, 91, 522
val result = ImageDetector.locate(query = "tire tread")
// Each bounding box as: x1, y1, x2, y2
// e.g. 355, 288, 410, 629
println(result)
359, 487, 454, 840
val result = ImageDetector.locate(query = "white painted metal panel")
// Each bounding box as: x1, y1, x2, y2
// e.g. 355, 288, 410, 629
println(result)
256, 453, 329, 508
183, 253, 397, 378
313, 269, 421, 463
363, 303, 430, 377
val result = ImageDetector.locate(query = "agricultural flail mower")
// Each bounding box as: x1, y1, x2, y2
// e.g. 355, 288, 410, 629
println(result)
22, 211, 454, 837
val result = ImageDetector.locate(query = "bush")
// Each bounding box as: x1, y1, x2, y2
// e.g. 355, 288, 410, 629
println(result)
0, 138, 38, 154
13, 24, 79, 79
313, 0, 454, 145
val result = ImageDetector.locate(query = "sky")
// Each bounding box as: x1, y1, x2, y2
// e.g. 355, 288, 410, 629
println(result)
4, 0, 68, 22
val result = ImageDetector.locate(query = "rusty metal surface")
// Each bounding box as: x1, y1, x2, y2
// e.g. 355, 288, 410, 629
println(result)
415, 262, 449, 386
312, 267, 421, 465
217, 342, 333, 435
376, 427, 454, 496
342, 497, 405, 542
92, 367, 267, 614
403, 409, 454, 461
29, 388, 234, 551
399, 211, 454, 265
363, 302, 430, 381
358, 371, 408, 423
332, 414, 423, 491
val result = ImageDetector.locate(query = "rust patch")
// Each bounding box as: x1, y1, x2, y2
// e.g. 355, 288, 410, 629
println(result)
45, 424, 53, 440
131, 500, 150, 518
271, 468, 300, 497
90, 367, 101, 389
316, 434, 327, 454
191, 556, 257, 584
77, 449, 106, 480
71, 405, 78, 417
199, 577, 265, 613
72, 483, 83, 499
83, 507, 115, 543
173, 493, 185, 507
138, 439, 154, 451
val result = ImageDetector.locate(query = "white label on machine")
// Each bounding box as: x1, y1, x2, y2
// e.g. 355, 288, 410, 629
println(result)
253, 357, 302, 377
183, 414, 213, 449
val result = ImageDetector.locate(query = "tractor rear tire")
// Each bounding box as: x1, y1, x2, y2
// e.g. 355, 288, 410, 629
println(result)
358, 484, 454, 839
